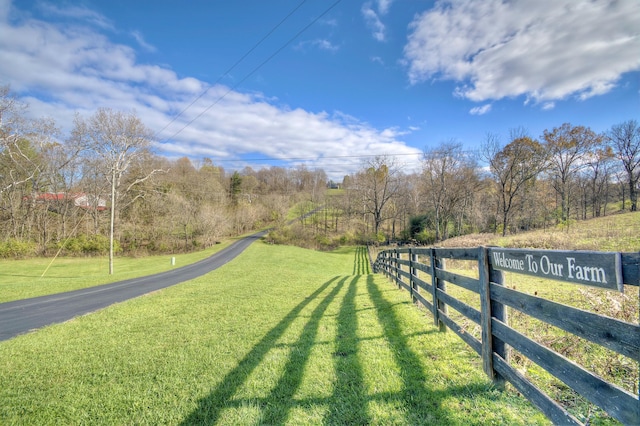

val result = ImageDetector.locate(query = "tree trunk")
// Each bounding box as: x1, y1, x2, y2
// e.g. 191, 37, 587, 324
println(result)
501, 211, 508, 237
109, 169, 116, 275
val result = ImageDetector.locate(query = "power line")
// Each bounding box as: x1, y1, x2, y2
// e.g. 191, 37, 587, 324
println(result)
160, 0, 343, 143
154, 0, 309, 140
211, 152, 422, 163
199, 150, 481, 166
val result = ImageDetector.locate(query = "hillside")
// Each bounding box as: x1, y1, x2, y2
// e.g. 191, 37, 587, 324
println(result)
434, 211, 640, 252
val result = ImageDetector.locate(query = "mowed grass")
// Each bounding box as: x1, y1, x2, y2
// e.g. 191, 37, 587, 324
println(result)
0, 241, 233, 303
439, 266, 637, 424
391, 212, 640, 424
0, 243, 547, 425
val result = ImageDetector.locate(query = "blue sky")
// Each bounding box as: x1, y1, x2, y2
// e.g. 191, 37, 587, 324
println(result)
1, 0, 638, 180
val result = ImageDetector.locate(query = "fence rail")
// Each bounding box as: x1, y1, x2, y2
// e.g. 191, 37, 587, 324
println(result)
373, 246, 639, 425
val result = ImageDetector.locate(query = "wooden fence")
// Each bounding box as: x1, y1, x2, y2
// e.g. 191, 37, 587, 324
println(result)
372, 246, 639, 425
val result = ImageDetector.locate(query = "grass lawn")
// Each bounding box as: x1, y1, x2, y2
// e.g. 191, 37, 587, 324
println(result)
0, 241, 233, 303
0, 243, 547, 425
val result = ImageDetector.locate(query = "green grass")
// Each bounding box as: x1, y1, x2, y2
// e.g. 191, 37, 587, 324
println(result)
376, 212, 640, 424
0, 243, 547, 425
440, 268, 637, 424
0, 241, 232, 303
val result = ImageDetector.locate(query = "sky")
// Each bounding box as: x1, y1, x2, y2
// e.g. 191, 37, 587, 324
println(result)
1, 0, 638, 180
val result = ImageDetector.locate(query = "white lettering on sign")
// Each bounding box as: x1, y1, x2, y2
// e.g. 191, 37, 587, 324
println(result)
492, 251, 525, 271
493, 251, 609, 285
567, 257, 607, 284
489, 249, 622, 291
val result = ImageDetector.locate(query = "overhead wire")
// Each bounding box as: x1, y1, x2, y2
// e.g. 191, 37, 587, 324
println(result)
154, 0, 309, 140
202, 149, 480, 166
210, 152, 423, 163
159, 0, 343, 143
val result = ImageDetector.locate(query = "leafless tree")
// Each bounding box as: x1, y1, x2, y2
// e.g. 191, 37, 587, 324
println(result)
72, 108, 162, 274
542, 123, 602, 223
351, 155, 403, 238
421, 142, 478, 241
0, 86, 43, 198
0, 86, 63, 241
608, 120, 640, 211
581, 143, 615, 218
482, 129, 547, 236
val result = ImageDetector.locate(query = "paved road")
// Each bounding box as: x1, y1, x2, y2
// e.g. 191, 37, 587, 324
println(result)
0, 231, 267, 342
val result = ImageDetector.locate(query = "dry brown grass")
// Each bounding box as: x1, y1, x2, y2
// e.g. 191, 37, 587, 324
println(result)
433, 211, 640, 252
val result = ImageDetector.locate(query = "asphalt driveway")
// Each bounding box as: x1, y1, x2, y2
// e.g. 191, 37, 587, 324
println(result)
0, 231, 266, 342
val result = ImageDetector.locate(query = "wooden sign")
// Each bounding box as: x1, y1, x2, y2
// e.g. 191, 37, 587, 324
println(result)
488, 248, 624, 292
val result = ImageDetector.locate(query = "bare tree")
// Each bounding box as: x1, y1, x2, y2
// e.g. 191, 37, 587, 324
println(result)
351, 156, 403, 239
73, 108, 161, 274
421, 142, 478, 241
608, 120, 640, 211
582, 144, 615, 217
0, 87, 62, 241
0, 86, 41, 198
482, 130, 547, 236
542, 123, 602, 223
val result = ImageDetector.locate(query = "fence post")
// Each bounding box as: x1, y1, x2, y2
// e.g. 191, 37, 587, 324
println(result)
430, 248, 447, 332
479, 246, 508, 387
479, 247, 496, 379
383, 251, 388, 277
385, 252, 393, 279
395, 249, 401, 289
490, 253, 509, 369
409, 248, 418, 303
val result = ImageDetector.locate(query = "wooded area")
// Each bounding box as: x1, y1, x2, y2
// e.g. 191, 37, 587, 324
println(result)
1, 84, 639, 258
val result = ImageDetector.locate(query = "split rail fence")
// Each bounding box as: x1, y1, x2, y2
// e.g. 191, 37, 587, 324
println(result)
373, 246, 639, 425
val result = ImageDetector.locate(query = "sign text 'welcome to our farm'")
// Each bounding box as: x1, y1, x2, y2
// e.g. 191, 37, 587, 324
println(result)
488, 248, 624, 292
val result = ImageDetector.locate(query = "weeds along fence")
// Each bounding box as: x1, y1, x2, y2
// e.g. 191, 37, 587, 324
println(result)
372, 246, 639, 425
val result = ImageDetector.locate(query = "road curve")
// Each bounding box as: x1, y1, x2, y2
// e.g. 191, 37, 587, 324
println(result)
0, 231, 267, 342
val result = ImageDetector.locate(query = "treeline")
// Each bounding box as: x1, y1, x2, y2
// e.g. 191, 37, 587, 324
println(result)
341, 121, 639, 245
0, 86, 326, 258
1, 84, 638, 257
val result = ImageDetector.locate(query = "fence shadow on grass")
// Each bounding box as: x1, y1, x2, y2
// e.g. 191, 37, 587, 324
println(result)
325, 275, 369, 424
259, 276, 349, 424
364, 274, 521, 424
353, 246, 370, 275
180, 272, 509, 425
178, 275, 343, 425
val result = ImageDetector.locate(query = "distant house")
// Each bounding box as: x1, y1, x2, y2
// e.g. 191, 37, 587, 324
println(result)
32, 192, 108, 211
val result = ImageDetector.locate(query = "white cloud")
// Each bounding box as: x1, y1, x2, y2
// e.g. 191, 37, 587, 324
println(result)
404, 0, 640, 105
377, 0, 394, 15
321, 18, 338, 27
37, 2, 114, 30
361, 0, 394, 42
469, 104, 491, 115
295, 38, 339, 53
131, 30, 156, 52
0, 1, 419, 180
0, 0, 9, 21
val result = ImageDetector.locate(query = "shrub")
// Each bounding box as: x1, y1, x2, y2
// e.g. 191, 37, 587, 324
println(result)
55, 234, 118, 256
416, 229, 436, 245
0, 239, 37, 258
338, 232, 356, 245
